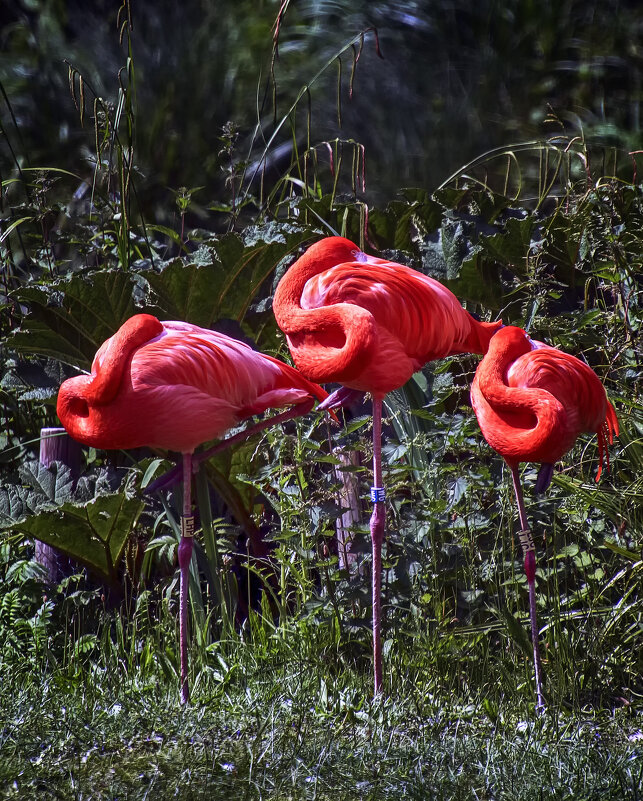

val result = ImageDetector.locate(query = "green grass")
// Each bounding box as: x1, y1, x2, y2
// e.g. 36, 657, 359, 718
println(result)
2, 624, 642, 801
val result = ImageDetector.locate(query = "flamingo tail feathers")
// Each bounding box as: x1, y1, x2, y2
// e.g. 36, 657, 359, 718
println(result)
595, 399, 619, 483
460, 319, 503, 356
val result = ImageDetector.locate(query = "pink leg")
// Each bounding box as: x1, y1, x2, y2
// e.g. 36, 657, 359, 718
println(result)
194, 399, 316, 467
147, 401, 317, 494
511, 465, 544, 711
178, 451, 195, 704
370, 397, 386, 696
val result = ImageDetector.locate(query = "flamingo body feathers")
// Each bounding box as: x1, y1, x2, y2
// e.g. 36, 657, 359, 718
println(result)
57, 314, 328, 453
471, 325, 618, 478
273, 236, 502, 396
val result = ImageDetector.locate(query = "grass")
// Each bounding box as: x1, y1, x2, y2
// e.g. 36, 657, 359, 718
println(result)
2, 618, 642, 801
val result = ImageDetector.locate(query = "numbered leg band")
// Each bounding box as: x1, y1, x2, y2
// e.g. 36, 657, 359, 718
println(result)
181, 515, 195, 538
370, 486, 386, 503
518, 528, 535, 553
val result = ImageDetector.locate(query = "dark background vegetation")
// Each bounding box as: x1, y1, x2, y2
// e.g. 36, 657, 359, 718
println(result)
3, 0, 642, 212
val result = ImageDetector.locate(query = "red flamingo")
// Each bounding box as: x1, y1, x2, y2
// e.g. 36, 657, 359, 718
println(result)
272, 235, 502, 694
57, 313, 329, 703
470, 325, 619, 709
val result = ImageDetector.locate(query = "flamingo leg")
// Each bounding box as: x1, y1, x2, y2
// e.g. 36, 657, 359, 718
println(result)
147, 400, 318, 494
178, 451, 195, 704
370, 397, 386, 696
510, 465, 545, 712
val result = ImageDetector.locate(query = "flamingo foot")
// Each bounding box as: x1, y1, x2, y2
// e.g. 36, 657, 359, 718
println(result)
318, 387, 365, 411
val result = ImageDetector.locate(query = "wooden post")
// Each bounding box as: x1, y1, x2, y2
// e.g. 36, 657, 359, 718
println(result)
333, 448, 362, 573
35, 427, 82, 583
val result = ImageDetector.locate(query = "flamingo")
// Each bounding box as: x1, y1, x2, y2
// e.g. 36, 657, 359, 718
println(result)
470, 325, 619, 710
272, 235, 502, 694
56, 313, 329, 703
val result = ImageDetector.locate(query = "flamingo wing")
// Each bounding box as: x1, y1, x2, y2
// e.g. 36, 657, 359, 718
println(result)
508, 342, 618, 478
273, 236, 501, 395
297, 259, 500, 395
301, 260, 477, 364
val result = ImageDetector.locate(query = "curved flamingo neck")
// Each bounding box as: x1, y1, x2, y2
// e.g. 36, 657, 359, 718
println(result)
472, 327, 567, 466
273, 237, 376, 384
273, 237, 358, 324
88, 314, 163, 405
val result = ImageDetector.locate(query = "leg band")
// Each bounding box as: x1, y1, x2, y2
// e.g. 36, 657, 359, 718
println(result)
518, 528, 535, 554
370, 486, 386, 503
181, 514, 195, 538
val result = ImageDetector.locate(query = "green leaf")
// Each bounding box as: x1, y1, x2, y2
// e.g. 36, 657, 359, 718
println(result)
601, 541, 642, 562
0, 215, 34, 244
139, 226, 312, 345
5, 493, 144, 585
444, 248, 504, 309
0, 485, 26, 522
0, 461, 76, 523
10, 271, 139, 368
480, 215, 533, 276
496, 605, 534, 659
18, 460, 74, 506
441, 219, 475, 280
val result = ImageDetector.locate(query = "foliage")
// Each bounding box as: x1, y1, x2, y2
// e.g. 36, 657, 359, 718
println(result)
0, 9, 642, 793
3, 1, 642, 211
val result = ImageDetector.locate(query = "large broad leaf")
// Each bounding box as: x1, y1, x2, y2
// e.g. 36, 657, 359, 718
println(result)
10, 271, 138, 368
138, 224, 312, 345
359, 192, 443, 252
8, 225, 311, 367
444, 248, 505, 309
418, 218, 504, 308
5, 493, 144, 585
479, 214, 534, 277
18, 460, 75, 506
542, 209, 586, 287
0, 461, 75, 522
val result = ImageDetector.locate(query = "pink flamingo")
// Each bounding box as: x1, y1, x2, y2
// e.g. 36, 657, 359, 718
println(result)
272, 235, 502, 694
57, 313, 329, 703
471, 325, 619, 709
